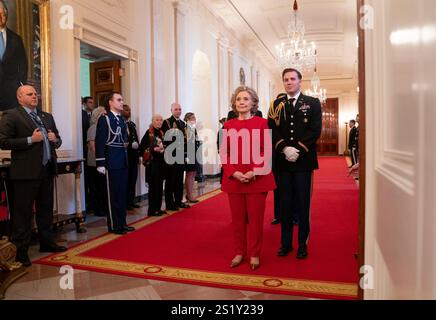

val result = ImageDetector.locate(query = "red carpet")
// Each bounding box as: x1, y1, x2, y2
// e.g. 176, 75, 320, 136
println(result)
37, 157, 359, 299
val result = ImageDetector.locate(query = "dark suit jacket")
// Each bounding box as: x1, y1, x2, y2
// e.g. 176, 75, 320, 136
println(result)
161, 116, 186, 164
268, 93, 322, 172
82, 110, 91, 156
0, 28, 28, 111
0, 106, 62, 180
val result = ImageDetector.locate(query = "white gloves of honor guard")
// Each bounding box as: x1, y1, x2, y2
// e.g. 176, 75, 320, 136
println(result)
283, 146, 300, 163
97, 167, 106, 175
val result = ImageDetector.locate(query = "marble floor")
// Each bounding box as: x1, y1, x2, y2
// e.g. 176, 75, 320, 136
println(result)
4, 178, 312, 300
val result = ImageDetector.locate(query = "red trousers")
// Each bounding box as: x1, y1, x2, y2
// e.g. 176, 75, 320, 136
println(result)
227, 192, 268, 258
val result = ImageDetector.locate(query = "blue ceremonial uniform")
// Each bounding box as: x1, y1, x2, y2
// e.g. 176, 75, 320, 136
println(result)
95, 111, 128, 232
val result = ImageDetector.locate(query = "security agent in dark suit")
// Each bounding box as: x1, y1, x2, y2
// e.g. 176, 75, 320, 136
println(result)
81, 97, 95, 212
161, 103, 190, 211
268, 68, 322, 260
95, 92, 135, 235
0, 85, 66, 267
0, 1, 28, 111
348, 120, 358, 166
122, 104, 141, 210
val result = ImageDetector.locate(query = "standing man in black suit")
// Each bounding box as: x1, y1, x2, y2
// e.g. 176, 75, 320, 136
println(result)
122, 104, 141, 210
0, 0, 28, 111
81, 96, 95, 212
161, 103, 190, 211
0, 85, 67, 267
348, 119, 358, 166
268, 68, 322, 260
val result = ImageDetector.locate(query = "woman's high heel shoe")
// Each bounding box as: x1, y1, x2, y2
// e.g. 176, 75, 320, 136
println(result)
186, 196, 199, 204
250, 257, 260, 270
230, 255, 244, 268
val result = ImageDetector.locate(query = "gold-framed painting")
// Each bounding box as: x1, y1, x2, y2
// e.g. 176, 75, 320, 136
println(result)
0, 0, 51, 115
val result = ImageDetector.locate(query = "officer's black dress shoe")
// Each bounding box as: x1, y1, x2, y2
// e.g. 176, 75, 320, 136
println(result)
271, 218, 280, 225
39, 244, 68, 253
159, 210, 168, 215
166, 206, 179, 211
296, 245, 308, 259
277, 247, 293, 257
178, 203, 190, 209
16, 253, 32, 267
110, 229, 127, 235
123, 226, 136, 232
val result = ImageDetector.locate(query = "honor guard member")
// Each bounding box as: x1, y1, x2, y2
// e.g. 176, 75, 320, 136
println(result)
161, 103, 190, 211
348, 120, 358, 166
122, 104, 141, 210
268, 68, 322, 260
95, 92, 135, 235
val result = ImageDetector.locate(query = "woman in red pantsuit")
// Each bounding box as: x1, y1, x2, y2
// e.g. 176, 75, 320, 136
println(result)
220, 86, 276, 270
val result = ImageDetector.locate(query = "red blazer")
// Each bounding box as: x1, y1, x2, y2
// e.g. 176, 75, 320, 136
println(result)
220, 116, 276, 193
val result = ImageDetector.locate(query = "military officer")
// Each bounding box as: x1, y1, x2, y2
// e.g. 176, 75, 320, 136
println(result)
348, 119, 358, 166
95, 92, 135, 235
268, 68, 322, 259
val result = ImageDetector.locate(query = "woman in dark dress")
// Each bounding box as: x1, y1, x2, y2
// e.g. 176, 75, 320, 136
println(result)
183, 112, 199, 203
140, 114, 166, 216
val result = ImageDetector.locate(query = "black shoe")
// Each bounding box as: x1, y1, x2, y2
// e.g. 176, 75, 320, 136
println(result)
159, 210, 168, 215
178, 203, 190, 209
39, 243, 68, 253
132, 204, 141, 208
110, 229, 127, 235
278, 247, 292, 257
16, 252, 32, 267
271, 218, 280, 225
148, 212, 162, 217
123, 226, 136, 232
296, 245, 308, 259
166, 206, 179, 211
127, 206, 134, 211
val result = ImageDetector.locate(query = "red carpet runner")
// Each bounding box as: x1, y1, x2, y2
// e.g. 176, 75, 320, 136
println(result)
37, 157, 359, 299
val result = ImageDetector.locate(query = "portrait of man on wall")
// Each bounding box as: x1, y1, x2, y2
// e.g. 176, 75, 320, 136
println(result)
0, 0, 28, 111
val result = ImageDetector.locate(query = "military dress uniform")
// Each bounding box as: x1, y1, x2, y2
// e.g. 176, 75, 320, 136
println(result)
268, 92, 322, 258
349, 125, 358, 166
125, 119, 141, 208
95, 111, 129, 233
161, 116, 188, 210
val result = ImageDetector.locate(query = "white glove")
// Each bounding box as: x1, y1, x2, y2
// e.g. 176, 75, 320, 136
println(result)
97, 167, 106, 175
132, 141, 139, 150
283, 146, 300, 162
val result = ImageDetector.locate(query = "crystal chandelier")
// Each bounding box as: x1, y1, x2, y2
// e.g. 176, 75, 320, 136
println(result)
276, 0, 317, 72
305, 65, 327, 103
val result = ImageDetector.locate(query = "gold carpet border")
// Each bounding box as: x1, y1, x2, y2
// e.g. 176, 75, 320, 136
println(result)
39, 188, 357, 298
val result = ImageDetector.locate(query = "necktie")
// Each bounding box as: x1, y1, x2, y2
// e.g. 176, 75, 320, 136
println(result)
0, 31, 5, 61
29, 111, 51, 165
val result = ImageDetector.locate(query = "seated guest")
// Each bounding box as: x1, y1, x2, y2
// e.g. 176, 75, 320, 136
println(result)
0, 85, 67, 267
140, 114, 167, 216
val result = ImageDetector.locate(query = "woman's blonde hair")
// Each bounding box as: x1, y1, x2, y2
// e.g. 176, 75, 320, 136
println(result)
230, 86, 259, 115
90, 106, 106, 126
